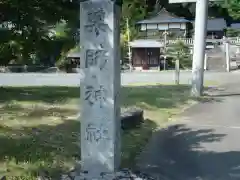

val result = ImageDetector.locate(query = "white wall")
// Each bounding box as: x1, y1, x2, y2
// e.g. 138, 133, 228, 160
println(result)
169, 23, 186, 29
158, 24, 169, 30
140, 22, 186, 31
147, 24, 157, 30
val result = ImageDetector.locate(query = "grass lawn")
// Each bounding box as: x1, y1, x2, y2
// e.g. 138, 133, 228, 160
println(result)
0, 84, 198, 179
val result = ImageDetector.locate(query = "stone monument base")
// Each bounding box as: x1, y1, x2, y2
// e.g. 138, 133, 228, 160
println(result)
61, 169, 155, 180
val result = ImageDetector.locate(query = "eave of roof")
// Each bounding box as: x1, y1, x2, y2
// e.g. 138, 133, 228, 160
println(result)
129, 39, 164, 48
137, 18, 189, 24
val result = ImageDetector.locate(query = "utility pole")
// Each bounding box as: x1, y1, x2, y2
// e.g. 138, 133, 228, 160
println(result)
169, 0, 220, 97
191, 0, 209, 97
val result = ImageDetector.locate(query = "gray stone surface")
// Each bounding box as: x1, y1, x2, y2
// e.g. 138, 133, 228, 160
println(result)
137, 80, 240, 180
206, 46, 226, 72
80, 0, 121, 175
0, 71, 236, 87
121, 108, 144, 130
61, 169, 155, 180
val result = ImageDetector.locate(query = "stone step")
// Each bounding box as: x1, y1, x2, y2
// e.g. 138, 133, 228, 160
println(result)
121, 108, 144, 130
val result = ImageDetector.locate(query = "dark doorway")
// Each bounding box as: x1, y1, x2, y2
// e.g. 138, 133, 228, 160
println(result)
147, 48, 160, 68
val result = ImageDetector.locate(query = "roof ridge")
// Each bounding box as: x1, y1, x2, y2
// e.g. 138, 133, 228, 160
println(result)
156, 8, 178, 18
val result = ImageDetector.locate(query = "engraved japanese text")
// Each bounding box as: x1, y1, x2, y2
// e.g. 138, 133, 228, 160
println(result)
84, 85, 106, 107
85, 49, 108, 70
84, 8, 107, 36
85, 123, 109, 143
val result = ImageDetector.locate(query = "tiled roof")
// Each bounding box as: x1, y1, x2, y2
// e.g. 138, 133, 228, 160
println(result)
230, 23, 240, 29
207, 18, 227, 31
136, 8, 189, 24
192, 18, 227, 31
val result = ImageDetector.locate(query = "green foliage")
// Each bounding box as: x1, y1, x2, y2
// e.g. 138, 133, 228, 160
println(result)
0, 0, 239, 65
120, 0, 148, 59
226, 28, 240, 37
0, 0, 79, 65
166, 41, 192, 69
216, 0, 240, 20
121, 0, 147, 28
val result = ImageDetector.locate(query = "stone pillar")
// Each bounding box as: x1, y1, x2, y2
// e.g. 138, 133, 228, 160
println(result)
79, 0, 121, 178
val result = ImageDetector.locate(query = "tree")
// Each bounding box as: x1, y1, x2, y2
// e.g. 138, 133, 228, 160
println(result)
167, 41, 191, 69
0, 0, 238, 66
120, 0, 148, 60
216, 0, 240, 20
226, 28, 240, 37
0, 0, 79, 65
166, 41, 191, 85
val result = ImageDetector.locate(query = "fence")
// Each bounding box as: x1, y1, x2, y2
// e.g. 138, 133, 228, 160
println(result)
0, 65, 51, 73
157, 37, 240, 46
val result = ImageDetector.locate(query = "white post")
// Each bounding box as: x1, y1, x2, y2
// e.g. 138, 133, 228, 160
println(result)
175, 59, 180, 85
236, 46, 240, 54
163, 30, 168, 70
126, 18, 132, 71
191, 0, 209, 97
204, 53, 208, 70
225, 40, 230, 72
80, 0, 121, 178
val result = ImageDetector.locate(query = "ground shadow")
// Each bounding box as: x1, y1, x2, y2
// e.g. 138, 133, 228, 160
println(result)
0, 117, 157, 178
0, 85, 224, 178
0, 85, 194, 108
203, 86, 240, 98
0, 120, 80, 177
122, 85, 191, 109
0, 86, 80, 103
0, 85, 221, 108
0, 103, 77, 119
209, 93, 240, 98
138, 124, 240, 180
